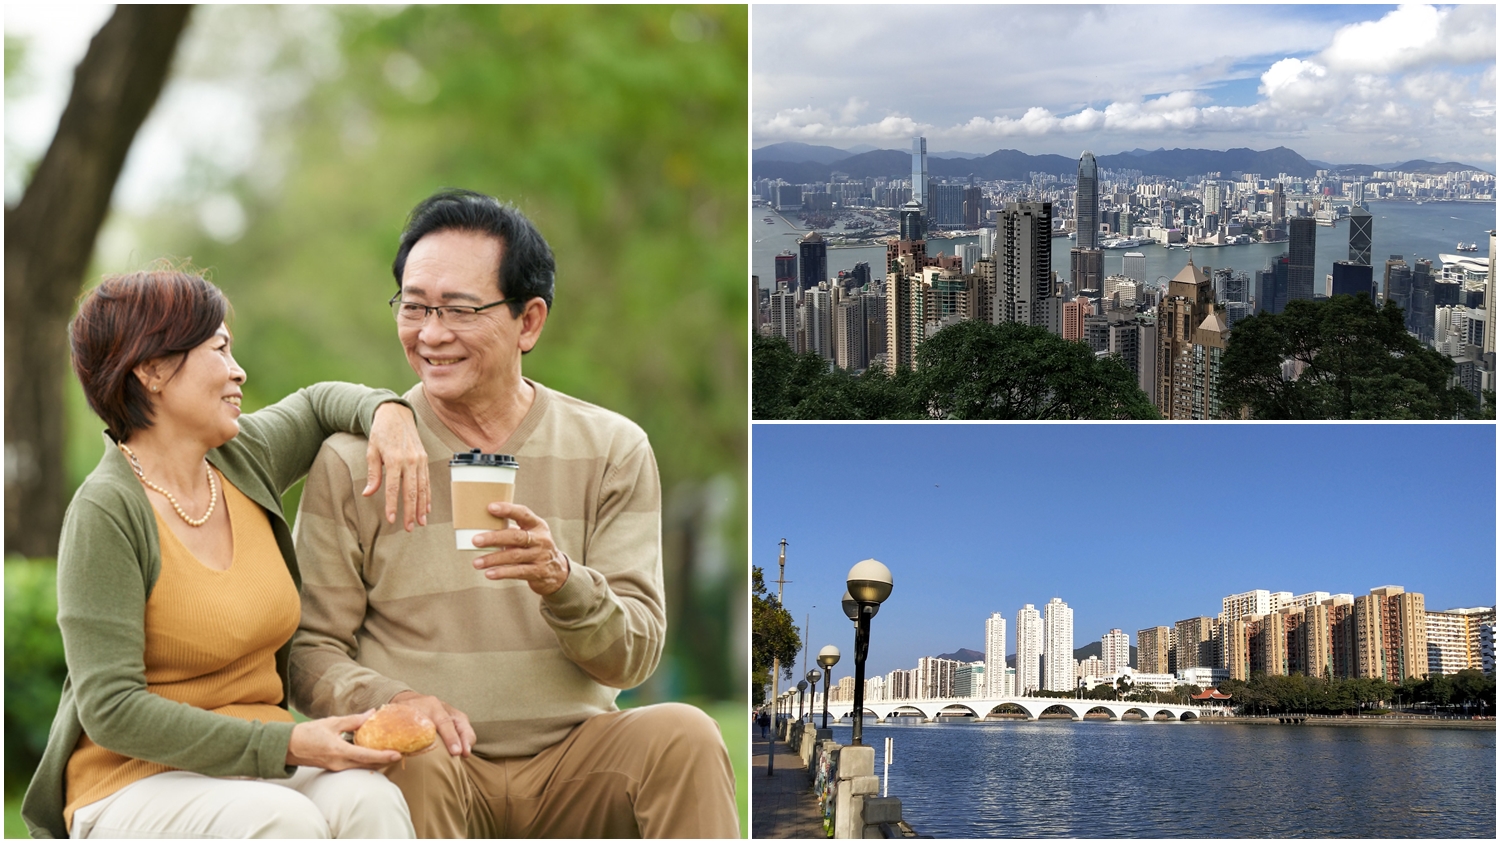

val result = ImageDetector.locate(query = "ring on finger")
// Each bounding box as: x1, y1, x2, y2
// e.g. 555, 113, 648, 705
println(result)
525, 530, 533, 548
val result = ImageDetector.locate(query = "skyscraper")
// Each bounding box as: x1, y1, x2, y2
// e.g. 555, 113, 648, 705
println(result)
1410, 259, 1436, 341
798, 231, 827, 294
1384, 255, 1411, 308
1331, 261, 1374, 300
1042, 597, 1074, 692
998, 201, 1055, 330
963, 185, 983, 230
1271, 182, 1286, 224
1101, 629, 1130, 675
985, 612, 1008, 697
1348, 204, 1373, 266
1288, 217, 1316, 302
1137, 626, 1173, 675
1155, 260, 1228, 419
911, 136, 928, 211
774, 251, 797, 290
1122, 252, 1146, 285
1016, 604, 1042, 695
899, 201, 924, 242
1070, 247, 1103, 293
1075, 151, 1099, 250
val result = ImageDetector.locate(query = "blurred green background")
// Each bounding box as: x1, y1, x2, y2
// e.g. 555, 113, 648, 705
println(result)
5, 5, 747, 835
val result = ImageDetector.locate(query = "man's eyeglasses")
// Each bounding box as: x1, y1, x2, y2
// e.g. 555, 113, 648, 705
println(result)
389, 294, 517, 328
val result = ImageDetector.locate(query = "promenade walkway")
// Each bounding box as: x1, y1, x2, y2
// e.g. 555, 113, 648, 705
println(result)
750, 733, 825, 839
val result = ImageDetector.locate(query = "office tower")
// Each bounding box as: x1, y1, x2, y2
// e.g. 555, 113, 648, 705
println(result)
1410, 259, 1436, 341
1288, 217, 1316, 302
1272, 182, 1286, 224
798, 231, 827, 294
1070, 247, 1103, 291
1349, 204, 1373, 266
1101, 629, 1130, 674
849, 261, 872, 289
998, 201, 1054, 329
1331, 261, 1374, 300
1253, 254, 1290, 315
769, 289, 796, 349
930, 184, 965, 227
1076, 151, 1099, 250
899, 201, 925, 242
1385, 255, 1411, 308
1155, 260, 1228, 419
1354, 585, 1428, 682
1016, 604, 1042, 695
1175, 616, 1215, 671
911, 136, 928, 211
774, 252, 797, 290
985, 612, 1008, 697
1042, 598, 1074, 692
1122, 251, 1146, 285
802, 286, 834, 361
963, 185, 983, 229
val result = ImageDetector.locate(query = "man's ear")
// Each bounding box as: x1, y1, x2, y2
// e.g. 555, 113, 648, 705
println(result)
518, 298, 548, 354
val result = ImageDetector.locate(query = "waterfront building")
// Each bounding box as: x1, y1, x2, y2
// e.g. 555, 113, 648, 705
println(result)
1042, 598, 1075, 692
1424, 606, 1498, 675
1175, 616, 1216, 671
1328, 596, 1358, 680
1177, 666, 1228, 688
885, 669, 913, 700
1349, 204, 1373, 266
1288, 217, 1316, 303
1076, 151, 1099, 250
984, 612, 1008, 698
1483, 231, 1495, 361
1016, 604, 1043, 695
917, 656, 961, 700
1101, 629, 1131, 675
1354, 585, 1428, 682
1122, 251, 1146, 285
1137, 626, 1173, 675
1481, 624, 1495, 675
798, 231, 827, 294
1271, 182, 1286, 224
955, 662, 986, 698
998, 202, 1056, 332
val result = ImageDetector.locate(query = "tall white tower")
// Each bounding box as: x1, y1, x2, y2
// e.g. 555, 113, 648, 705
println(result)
985, 612, 1008, 697
1042, 597, 1074, 692
1016, 604, 1042, 695
912, 136, 928, 211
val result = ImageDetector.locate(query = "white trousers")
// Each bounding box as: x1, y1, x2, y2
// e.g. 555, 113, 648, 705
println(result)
69, 766, 415, 839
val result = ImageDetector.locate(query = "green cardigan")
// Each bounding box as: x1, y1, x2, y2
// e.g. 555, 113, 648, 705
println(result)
22, 383, 407, 839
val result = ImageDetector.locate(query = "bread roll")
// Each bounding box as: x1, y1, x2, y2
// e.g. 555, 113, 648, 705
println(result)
353, 704, 437, 755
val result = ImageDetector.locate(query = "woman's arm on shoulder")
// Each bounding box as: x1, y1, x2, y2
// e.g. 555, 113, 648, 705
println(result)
56, 490, 296, 780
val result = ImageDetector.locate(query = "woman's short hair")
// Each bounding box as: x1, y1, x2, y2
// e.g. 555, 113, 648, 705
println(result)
70, 269, 228, 441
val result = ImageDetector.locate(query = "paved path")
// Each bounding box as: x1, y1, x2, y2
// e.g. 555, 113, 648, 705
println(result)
751, 734, 825, 839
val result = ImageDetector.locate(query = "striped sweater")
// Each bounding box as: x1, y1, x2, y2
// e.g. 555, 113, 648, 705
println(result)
289, 380, 665, 758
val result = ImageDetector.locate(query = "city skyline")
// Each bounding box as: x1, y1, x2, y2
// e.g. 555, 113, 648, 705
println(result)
752, 4, 1496, 168
752, 424, 1495, 679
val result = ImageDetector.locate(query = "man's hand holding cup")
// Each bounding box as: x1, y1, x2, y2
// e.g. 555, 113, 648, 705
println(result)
471, 502, 570, 596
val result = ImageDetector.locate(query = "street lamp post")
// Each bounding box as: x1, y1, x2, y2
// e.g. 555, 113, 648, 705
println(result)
846, 558, 893, 746
818, 645, 841, 730
797, 679, 808, 722
805, 669, 821, 725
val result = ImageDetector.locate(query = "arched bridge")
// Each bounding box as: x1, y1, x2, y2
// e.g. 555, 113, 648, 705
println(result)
827, 696, 1225, 723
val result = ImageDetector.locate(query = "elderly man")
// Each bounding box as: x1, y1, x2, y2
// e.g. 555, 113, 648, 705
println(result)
289, 189, 737, 838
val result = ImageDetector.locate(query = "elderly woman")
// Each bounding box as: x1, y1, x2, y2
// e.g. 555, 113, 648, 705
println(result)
23, 269, 430, 839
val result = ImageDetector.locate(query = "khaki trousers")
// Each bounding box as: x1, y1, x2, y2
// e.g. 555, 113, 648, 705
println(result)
384, 702, 739, 838
69, 767, 414, 838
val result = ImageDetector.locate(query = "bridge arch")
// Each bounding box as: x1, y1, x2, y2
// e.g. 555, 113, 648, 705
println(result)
1082, 705, 1119, 720
935, 703, 980, 719
1120, 707, 1150, 720
984, 702, 1031, 720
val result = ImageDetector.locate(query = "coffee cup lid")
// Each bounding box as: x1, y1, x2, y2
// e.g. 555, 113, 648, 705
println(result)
449, 449, 519, 468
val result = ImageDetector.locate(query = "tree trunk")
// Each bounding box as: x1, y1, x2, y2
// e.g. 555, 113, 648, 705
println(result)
4, 5, 193, 556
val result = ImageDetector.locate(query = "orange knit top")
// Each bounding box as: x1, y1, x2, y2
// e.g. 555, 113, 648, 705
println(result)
63, 472, 299, 829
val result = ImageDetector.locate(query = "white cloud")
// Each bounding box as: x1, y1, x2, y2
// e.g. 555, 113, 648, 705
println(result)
1322, 3, 1495, 74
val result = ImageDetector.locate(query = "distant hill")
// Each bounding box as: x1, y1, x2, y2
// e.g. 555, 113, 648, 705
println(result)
753, 141, 858, 165
751, 144, 1493, 182
936, 648, 985, 663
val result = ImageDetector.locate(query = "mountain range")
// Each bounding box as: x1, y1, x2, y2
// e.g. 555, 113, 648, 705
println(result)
753, 142, 1489, 183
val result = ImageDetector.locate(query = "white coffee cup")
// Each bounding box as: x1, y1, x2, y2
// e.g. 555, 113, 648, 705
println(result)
449, 450, 519, 550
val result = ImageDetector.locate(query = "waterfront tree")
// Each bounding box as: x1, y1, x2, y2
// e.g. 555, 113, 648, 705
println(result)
751, 566, 801, 705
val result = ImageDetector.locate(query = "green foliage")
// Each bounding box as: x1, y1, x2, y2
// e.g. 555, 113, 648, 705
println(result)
1217, 672, 1495, 717
1220, 295, 1479, 419
753, 322, 1159, 420
4, 558, 66, 795
751, 566, 801, 704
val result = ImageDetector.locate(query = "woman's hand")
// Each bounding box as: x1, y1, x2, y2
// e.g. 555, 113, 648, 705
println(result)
470, 502, 571, 595
365, 402, 429, 531
286, 711, 402, 771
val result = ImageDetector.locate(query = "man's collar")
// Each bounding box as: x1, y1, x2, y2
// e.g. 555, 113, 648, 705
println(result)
406, 378, 550, 455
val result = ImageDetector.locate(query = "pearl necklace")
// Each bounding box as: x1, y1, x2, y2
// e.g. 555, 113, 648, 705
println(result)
118, 443, 218, 527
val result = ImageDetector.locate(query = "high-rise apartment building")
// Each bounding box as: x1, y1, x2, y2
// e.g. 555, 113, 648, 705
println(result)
954, 662, 986, 698
1175, 616, 1216, 671
1101, 629, 1130, 675
1223, 618, 1252, 681
802, 287, 834, 361
1483, 231, 1495, 358
1354, 585, 1428, 682
1251, 611, 1288, 676
1425, 607, 1497, 675
835, 294, 870, 371
884, 236, 927, 374
998, 202, 1055, 331
1137, 626, 1173, 674
1222, 589, 1272, 623
1016, 604, 1042, 695
798, 231, 827, 294
916, 656, 960, 700
1155, 260, 1228, 419
885, 669, 913, 700
1043, 597, 1074, 692
1349, 204, 1373, 266
1290, 603, 1335, 679
911, 136, 928, 211
1288, 217, 1316, 302
769, 289, 796, 350
1076, 151, 1099, 250
985, 612, 1008, 698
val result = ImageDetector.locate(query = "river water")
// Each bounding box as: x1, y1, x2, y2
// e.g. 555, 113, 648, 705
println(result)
822, 720, 1494, 838
753, 200, 1495, 295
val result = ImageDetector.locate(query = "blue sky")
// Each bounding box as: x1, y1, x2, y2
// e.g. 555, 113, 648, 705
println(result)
753, 424, 1496, 680
753, 4, 1496, 168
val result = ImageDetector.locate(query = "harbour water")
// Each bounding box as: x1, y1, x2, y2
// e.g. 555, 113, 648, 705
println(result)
753, 200, 1496, 294
820, 719, 1495, 838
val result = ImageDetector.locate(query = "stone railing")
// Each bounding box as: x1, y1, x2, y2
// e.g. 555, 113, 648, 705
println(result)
784, 724, 925, 838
